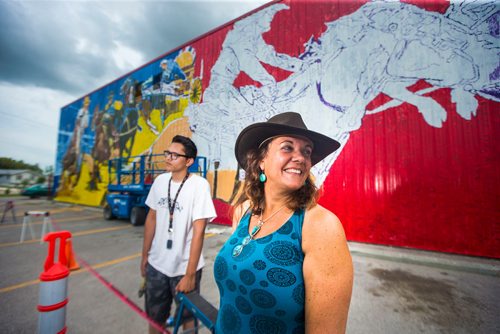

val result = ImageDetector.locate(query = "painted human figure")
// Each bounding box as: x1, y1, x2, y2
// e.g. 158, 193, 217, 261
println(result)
160, 58, 186, 94
74, 96, 90, 161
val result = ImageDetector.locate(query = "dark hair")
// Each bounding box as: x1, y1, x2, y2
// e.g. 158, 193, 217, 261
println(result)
234, 142, 318, 214
172, 135, 197, 158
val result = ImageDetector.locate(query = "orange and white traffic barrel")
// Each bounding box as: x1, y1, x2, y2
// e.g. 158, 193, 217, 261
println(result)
37, 230, 72, 334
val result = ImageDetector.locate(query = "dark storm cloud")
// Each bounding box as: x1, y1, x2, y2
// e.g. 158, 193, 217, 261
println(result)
0, 1, 266, 96
124, 1, 264, 59
0, 1, 120, 94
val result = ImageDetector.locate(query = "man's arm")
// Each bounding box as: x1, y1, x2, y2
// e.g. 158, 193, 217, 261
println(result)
175, 218, 207, 292
141, 209, 156, 277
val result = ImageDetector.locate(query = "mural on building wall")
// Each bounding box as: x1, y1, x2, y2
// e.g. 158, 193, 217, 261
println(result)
188, 0, 499, 184
55, 47, 201, 205
55, 0, 499, 257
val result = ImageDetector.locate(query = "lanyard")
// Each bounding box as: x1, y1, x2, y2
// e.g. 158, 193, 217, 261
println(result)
167, 172, 190, 233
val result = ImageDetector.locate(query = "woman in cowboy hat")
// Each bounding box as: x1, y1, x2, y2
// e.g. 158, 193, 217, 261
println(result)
213, 112, 353, 333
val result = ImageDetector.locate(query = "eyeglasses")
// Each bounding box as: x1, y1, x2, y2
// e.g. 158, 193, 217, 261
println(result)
164, 150, 189, 160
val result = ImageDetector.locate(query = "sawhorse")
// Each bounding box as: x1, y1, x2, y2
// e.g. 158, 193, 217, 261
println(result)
20, 211, 53, 244
1, 200, 17, 223
173, 292, 218, 334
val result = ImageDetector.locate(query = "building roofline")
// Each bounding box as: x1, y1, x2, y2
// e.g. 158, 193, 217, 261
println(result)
61, 0, 280, 109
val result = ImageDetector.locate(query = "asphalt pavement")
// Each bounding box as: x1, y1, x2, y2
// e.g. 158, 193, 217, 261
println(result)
0, 197, 498, 333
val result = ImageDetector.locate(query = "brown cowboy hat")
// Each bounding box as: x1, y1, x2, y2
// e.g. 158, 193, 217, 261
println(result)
235, 112, 341, 168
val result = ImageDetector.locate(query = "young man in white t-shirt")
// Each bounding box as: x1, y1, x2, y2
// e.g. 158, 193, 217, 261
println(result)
141, 135, 216, 334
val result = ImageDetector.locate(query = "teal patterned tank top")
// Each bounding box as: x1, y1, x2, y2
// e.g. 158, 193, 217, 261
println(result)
214, 209, 306, 334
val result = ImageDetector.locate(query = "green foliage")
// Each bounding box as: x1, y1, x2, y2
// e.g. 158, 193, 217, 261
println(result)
0, 157, 43, 173
36, 175, 46, 184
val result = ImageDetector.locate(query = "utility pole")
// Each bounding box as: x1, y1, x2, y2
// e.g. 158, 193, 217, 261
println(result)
212, 159, 220, 199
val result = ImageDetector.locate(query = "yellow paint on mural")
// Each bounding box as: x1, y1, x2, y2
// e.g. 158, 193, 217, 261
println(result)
175, 52, 194, 69
133, 107, 186, 157
151, 109, 163, 132
146, 115, 192, 156
55, 155, 108, 206
214, 170, 238, 201
206, 170, 241, 204
132, 111, 161, 157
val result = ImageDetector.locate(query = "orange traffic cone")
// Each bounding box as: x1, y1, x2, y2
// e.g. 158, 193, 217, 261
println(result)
65, 239, 80, 271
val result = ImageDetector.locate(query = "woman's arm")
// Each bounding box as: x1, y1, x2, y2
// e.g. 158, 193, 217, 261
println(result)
302, 205, 353, 333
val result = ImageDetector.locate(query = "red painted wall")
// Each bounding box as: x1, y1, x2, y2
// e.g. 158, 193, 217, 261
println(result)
217, 0, 500, 258
319, 95, 500, 258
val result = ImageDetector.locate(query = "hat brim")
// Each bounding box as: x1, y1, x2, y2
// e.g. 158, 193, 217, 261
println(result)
235, 122, 341, 169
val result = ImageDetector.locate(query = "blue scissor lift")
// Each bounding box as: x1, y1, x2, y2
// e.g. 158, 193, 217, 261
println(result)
103, 153, 207, 225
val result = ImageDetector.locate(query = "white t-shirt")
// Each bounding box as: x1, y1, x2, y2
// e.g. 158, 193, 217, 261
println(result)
145, 173, 216, 277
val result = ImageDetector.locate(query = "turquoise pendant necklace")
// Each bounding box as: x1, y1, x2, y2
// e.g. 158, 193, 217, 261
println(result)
232, 205, 286, 257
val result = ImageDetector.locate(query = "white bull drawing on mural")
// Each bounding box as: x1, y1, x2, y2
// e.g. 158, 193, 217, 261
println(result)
315, 0, 499, 131
186, 0, 500, 188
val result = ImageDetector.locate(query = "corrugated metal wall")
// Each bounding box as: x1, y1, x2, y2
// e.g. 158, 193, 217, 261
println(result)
55, 0, 500, 258
320, 94, 499, 257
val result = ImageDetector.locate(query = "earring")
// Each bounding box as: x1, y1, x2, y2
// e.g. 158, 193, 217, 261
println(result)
259, 172, 267, 183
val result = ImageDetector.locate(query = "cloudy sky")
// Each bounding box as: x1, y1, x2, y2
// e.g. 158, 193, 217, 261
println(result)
0, 0, 268, 169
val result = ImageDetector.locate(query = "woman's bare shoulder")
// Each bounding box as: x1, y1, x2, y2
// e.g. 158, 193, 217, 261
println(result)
232, 200, 251, 231
305, 204, 341, 226
303, 205, 345, 246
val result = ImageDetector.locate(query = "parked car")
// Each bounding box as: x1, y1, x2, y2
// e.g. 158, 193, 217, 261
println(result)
21, 184, 49, 198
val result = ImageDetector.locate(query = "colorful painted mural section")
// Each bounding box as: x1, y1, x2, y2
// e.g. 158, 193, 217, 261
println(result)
54, 0, 499, 257
55, 47, 201, 206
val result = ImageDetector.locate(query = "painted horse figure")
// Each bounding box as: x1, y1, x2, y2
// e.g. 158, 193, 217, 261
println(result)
311, 1, 500, 132
88, 101, 115, 191
58, 134, 81, 194
116, 78, 140, 161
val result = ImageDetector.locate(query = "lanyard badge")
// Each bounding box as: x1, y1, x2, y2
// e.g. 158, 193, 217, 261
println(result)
167, 213, 174, 249
166, 173, 189, 249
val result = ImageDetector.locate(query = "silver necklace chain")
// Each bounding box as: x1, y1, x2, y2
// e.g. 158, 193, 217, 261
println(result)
232, 205, 287, 257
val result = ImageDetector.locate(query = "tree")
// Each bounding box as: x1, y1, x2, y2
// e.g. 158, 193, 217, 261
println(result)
0, 157, 43, 173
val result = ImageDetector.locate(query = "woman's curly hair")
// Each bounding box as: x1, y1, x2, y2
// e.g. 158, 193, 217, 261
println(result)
234, 142, 318, 214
